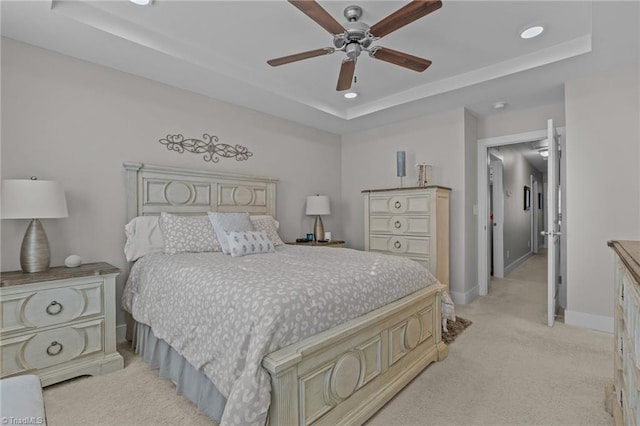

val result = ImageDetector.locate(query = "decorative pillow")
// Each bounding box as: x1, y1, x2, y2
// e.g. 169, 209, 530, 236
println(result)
250, 215, 285, 246
124, 216, 165, 261
227, 231, 274, 257
159, 213, 221, 254
208, 212, 255, 254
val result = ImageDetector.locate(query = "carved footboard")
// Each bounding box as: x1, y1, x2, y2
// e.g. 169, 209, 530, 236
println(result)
263, 284, 447, 426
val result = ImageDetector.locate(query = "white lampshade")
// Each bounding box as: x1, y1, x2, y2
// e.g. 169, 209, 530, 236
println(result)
2, 179, 69, 219
306, 195, 330, 216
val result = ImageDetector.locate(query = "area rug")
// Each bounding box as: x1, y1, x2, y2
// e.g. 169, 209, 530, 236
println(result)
442, 316, 472, 344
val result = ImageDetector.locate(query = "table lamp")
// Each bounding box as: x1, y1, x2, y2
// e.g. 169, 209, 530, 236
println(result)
1, 178, 69, 273
306, 195, 330, 241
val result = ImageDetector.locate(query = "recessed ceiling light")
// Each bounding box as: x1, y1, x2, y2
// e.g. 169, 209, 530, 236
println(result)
129, 0, 152, 5
344, 92, 358, 99
493, 101, 507, 110
521, 25, 544, 39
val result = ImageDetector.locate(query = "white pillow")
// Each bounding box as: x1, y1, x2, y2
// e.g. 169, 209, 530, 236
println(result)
159, 213, 221, 254
208, 212, 255, 255
249, 215, 284, 246
124, 216, 165, 262
227, 231, 275, 257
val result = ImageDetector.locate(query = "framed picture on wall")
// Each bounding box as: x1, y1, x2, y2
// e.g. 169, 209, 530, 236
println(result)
538, 192, 543, 209
524, 186, 531, 210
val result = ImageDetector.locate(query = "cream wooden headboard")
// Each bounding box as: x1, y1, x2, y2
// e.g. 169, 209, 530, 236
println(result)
123, 162, 278, 222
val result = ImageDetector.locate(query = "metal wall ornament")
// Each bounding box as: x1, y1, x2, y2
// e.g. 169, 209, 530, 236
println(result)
159, 134, 253, 163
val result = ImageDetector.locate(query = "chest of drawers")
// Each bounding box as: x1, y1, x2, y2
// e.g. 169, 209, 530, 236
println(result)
607, 240, 640, 425
363, 186, 451, 289
0, 262, 124, 385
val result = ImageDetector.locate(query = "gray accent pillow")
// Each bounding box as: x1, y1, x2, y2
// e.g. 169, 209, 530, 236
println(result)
249, 215, 285, 246
159, 213, 221, 254
227, 231, 274, 257
208, 212, 255, 254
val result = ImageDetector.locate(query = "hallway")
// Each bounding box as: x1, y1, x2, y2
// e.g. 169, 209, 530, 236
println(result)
490, 250, 550, 325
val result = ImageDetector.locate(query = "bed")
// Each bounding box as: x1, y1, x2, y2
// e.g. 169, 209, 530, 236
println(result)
121, 162, 447, 426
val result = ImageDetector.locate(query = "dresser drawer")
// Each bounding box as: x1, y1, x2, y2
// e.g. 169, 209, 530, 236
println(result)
1, 281, 103, 334
370, 194, 430, 214
1, 319, 104, 377
369, 235, 430, 256
369, 215, 430, 235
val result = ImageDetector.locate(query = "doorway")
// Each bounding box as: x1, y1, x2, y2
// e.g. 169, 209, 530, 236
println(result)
477, 127, 566, 301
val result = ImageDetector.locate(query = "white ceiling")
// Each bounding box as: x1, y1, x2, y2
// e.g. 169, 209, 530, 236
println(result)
1, 1, 639, 135
511, 140, 548, 174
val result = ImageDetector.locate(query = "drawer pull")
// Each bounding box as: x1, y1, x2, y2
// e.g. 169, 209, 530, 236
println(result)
394, 241, 402, 249
46, 301, 63, 316
394, 201, 402, 209
394, 221, 402, 229
46, 341, 63, 356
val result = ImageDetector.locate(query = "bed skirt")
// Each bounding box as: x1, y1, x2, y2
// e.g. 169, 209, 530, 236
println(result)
133, 322, 226, 423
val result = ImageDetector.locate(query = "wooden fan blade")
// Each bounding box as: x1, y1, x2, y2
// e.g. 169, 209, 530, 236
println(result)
336, 59, 356, 91
371, 47, 431, 72
289, 1, 345, 35
267, 48, 334, 66
370, 0, 442, 38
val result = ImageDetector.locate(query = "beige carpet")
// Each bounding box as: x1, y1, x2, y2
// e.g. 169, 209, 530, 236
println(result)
43, 252, 613, 425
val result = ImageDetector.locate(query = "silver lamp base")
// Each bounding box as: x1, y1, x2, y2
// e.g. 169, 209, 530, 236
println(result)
20, 219, 51, 273
313, 215, 325, 241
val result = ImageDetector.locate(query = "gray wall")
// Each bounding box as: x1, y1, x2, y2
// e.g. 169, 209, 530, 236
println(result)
0, 38, 343, 333
496, 146, 543, 268
341, 108, 478, 303
463, 109, 478, 300
477, 102, 565, 139
564, 66, 640, 329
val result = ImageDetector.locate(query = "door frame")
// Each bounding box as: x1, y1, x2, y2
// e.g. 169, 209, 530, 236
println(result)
476, 128, 565, 295
532, 177, 539, 254
490, 153, 505, 278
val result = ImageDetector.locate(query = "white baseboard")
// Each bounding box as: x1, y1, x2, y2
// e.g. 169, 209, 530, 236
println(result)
116, 324, 127, 342
504, 251, 533, 276
564, 310, 613, 333
451, 285, 479, 305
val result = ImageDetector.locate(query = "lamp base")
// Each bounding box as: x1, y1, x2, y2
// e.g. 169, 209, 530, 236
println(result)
313, 216, 325, 242
20, 219, 51, 273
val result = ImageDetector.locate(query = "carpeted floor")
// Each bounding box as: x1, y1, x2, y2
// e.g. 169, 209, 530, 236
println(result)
42, 251, 614, 425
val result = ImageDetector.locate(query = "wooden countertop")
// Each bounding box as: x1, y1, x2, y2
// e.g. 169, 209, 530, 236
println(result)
608, 240, 640, 284
1, 262, 120, 287
361, 185, 451, 193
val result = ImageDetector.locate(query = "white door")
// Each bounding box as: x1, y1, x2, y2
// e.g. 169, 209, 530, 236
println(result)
545, 119, 561, 326
532, 179, 539, 254
490, 155, 505, 278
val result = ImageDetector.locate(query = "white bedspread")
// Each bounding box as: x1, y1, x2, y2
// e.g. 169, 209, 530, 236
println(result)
122, 245, 437, 426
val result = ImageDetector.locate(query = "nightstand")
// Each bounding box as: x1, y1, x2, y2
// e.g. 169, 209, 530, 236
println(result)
287, 240, 346, 248
0, 262, 124, 386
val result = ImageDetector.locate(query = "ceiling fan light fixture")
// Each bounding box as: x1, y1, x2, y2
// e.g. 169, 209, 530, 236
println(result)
520, 25, 544, 39
129, 0, 152, 5
270, 1, 441, 91
344, 92, 358, 99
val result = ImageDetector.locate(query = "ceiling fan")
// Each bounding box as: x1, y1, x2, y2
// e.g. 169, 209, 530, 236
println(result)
267, 0, 442, 91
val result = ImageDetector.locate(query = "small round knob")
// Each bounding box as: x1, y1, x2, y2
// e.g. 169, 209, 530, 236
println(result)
394, 221, 402, 229
46, 301, 63, 316
394, 241, 402, 249
46, 341, 63, 356
394, 201, 402, 209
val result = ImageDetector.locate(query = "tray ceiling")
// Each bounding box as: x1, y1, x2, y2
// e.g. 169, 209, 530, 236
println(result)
1, 1, 638, 134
